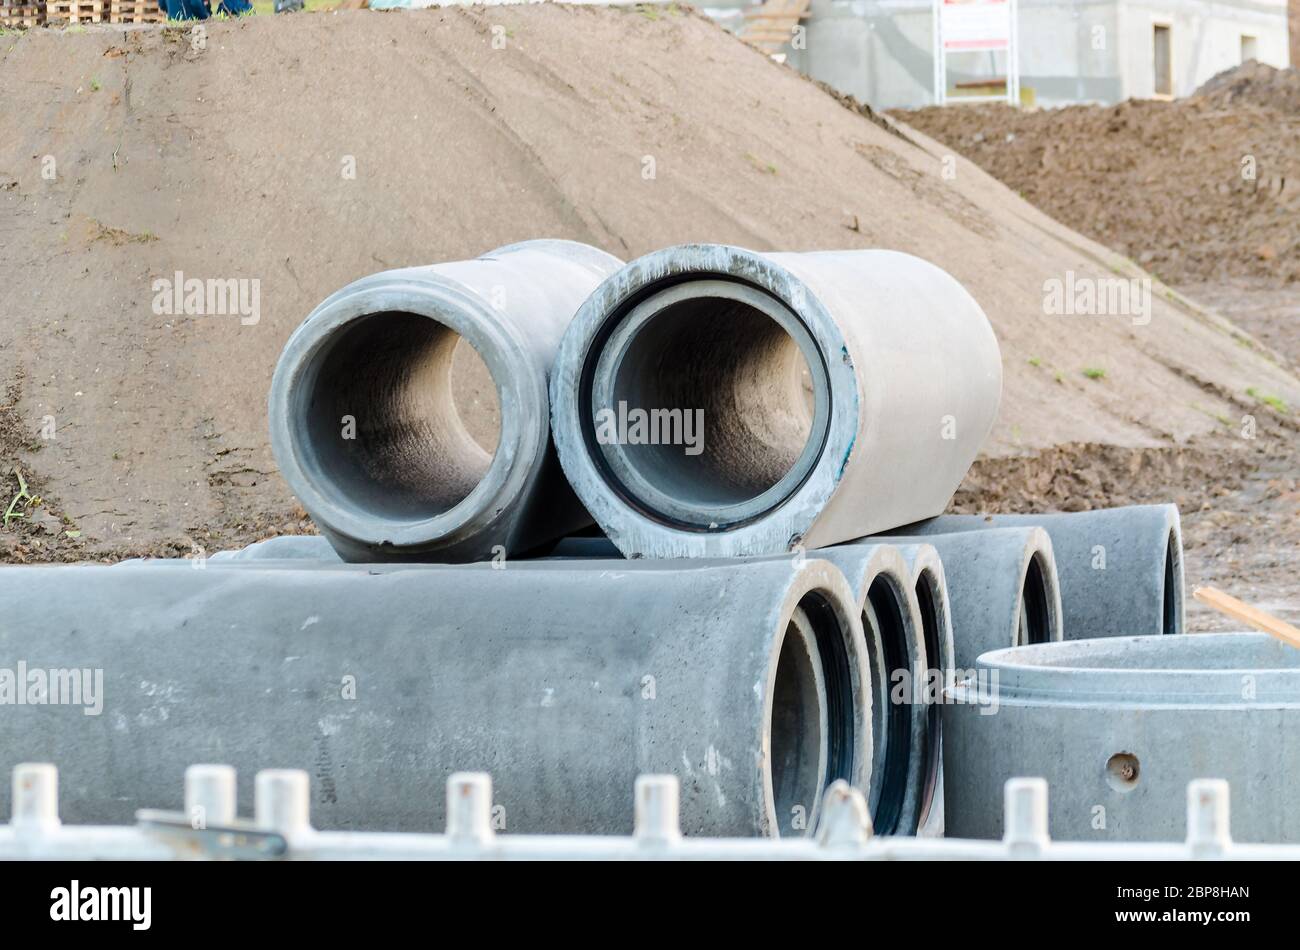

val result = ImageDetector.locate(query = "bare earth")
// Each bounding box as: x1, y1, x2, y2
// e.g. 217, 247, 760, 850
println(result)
0, 10, 1295, 631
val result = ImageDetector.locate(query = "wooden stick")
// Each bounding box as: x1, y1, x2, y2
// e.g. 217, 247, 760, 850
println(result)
1192, 586, 1300, 650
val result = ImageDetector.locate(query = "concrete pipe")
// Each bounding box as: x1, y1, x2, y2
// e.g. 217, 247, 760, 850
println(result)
268, 240, 623, 563
210, 535, 341, 562
884, 527, 1063, 670
814, 543, 928, 836
886, 505, 1185, 638
549, 245, 1002, 559
943, 633, 1300, 842
894, 543, 955, 839
0, 558, 869, 837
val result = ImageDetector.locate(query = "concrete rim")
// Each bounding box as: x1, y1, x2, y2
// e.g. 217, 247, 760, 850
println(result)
760, 559, 871, 838
268, 270, 544, 554
960, 632, 1300, 706
898, 543, 955, 833
588, 278, 831, 528
853, 546, 929, 836
1013, 528, 1064, 649
551, 244, 861, 557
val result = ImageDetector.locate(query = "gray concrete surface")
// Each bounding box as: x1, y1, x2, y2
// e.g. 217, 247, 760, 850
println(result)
550, 244, 1002, 559
268, 239, 621, 562
0, 557, 870, 838
884, 527, 1063, 669
892, 505, 1184, 639
943, 632, 1300, 842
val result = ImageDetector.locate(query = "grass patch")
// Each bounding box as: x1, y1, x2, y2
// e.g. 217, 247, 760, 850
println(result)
1246, 387, 1290, 414
1082, 367, 1106, 380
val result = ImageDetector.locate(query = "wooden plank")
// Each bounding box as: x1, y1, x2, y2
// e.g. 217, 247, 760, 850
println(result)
1192, 586, 1300, 650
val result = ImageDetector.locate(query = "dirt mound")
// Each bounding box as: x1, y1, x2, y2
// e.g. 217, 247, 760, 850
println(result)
0, 8, 1296, 561
1195, 59, 1300, 115
896, 85, 1300, 287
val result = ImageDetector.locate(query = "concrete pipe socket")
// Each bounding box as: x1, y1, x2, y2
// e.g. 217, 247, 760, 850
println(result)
894, 543, 956, 838
816, 543, 930, 836
0, 558, 869, 838
891, 505, 1185, 638
943, 633, 1300, 842
884, 527, 1063, 670
550, 245, 1003, 559
268, 240, 623, 562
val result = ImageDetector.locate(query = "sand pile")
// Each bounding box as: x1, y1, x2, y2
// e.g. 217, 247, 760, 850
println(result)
0, 8, 1295, 559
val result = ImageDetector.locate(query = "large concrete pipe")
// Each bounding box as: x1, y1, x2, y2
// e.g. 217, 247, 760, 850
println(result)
268, 240, 623, 563
814, 543, 928, 836
894, 543, 955, 839
886, 505, 1185, 638
944, 633, 1300, 842
549, 245, 1002, 559
884, 528, 1063, 669
0, 558, 869, 837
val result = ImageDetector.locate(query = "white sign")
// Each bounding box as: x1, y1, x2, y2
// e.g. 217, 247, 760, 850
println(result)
941, 0, 1010, 50
933, 0, 1020, 105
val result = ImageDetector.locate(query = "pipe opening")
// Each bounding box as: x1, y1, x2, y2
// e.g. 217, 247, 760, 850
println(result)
592, 282, 828, 528
1019, 552, 1054, 646
298, 312, 501, 522
1162, 529, 1180, 635
914, 570, 944, 828
770, 591, 858, 837
865, 575, 914, 836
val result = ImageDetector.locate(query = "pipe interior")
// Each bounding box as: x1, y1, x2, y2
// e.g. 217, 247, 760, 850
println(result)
914, 571, 943, 828
770, 608, 827, 837
865, 575, 914, 836
770, 592, 857, 837
604, 294, 816, 513
299, 312, 501, 521
1162, 529, 1179, 635
1018, 552, 1055, 646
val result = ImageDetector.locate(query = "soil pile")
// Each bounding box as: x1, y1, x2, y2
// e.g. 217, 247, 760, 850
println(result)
897, 66, 1300, 286
0, 9, 1295, 578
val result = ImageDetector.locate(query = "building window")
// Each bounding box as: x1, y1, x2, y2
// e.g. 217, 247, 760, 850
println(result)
1153, 24, 1173, 97
1241, 34, 1258, 62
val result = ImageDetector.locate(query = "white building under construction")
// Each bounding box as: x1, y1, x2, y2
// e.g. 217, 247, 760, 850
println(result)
706, 0, 1293, 109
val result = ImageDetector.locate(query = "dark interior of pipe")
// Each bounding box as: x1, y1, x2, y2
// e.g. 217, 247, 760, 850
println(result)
299, 312, 501, 521
604, 294, 815, 512
1162, 530, 1179, 635
770, 592, 857, 837
1020, 552, 1055, 646
866, 575, 914, 836
914, 571, 944, 830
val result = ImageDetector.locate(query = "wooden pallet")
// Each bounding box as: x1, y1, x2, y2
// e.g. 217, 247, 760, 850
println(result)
108, 0, 165, 23
46, 0, 105, 23
0, 4, 45, 27
738, 0, 812, 54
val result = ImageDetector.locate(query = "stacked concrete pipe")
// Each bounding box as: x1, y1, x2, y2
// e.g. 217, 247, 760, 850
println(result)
814, 543, 931, 836
883, 527, 1063, 669
943, 633, 1300, 842
549, 245, 1003, 559
887, 505, 1184, 638
0, 558, 870, 838
894, 543, 955, 838
268, 239, 622, 562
